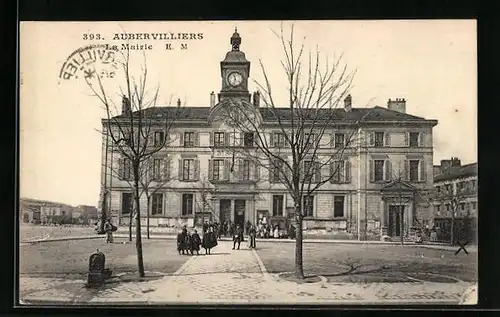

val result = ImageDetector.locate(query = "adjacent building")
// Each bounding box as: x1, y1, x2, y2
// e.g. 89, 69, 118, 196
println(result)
20, 198, 97, 225
101, 30, 438, 239
431, 157, 477, 242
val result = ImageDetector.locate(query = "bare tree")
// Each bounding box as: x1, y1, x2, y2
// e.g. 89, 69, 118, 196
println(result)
87, 47, 182, 277
139, 155, 173, 239
224, 25, 370, 279
195, 177, 217, 224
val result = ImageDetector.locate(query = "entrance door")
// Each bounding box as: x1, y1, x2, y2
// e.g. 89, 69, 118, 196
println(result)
234, 199, 246, 227
219, 199, 231, 223
388, 205, 404, 237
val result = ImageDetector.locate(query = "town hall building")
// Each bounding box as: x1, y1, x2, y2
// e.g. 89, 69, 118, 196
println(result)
101, 29, 438, 240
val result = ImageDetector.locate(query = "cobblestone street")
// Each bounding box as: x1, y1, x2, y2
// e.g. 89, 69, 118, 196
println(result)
20, 240, 476, 305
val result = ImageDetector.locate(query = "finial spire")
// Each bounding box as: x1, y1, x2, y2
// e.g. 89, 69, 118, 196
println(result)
231, 28, 241, 51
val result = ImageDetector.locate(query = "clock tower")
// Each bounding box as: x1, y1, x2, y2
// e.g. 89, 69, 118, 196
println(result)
218, 28, 251, 103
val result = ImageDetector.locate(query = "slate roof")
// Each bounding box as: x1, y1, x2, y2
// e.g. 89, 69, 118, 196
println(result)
112, 105, 434, 123
434, 163, 478, 182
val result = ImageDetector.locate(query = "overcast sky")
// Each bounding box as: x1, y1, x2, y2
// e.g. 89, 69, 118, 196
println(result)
20, 20, 477, 206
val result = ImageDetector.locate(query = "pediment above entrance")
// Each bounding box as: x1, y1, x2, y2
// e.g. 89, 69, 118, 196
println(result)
208, 99, 262, 128
380, 180, 416, 193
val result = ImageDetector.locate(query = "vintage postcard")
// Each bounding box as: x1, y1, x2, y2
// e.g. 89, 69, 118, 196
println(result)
19, 20, 477, 306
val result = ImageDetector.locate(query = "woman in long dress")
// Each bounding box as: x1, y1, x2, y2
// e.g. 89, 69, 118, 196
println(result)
202, 226, 217, 255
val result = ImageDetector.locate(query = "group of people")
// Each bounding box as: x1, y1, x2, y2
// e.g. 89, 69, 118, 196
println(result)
177, 225, 218, 255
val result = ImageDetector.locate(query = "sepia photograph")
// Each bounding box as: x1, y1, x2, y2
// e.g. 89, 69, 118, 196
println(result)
19, 20, 477, 305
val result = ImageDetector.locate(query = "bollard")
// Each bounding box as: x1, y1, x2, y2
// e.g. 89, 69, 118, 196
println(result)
86, 249, 106, 288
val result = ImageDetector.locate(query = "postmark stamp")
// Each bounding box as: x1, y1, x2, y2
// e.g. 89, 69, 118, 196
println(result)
58, 44, 118, 81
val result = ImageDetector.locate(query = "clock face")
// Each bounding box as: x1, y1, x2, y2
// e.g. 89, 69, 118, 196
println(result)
227, 72, 243, 87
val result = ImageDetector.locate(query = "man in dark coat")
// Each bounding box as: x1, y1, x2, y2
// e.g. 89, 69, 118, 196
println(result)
190, 230, 202, 255
245, 220, 252, 235
288, 223, 296, 240
248, 224, 257, 249
202, 221, 209, 235
232, 224, 244, 250
177, 227, 189, 255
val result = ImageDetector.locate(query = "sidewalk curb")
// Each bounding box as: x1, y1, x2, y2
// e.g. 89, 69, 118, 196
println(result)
20, 236, 102, 244
20, 234, 476, 252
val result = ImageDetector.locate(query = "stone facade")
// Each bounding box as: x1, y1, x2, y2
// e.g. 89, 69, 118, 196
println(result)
101, 30, 438, 238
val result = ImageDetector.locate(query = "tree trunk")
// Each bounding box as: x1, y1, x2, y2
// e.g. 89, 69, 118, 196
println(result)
133, 167, 145, 277
129, 207, 133, 242
400, 208, 404, 246
146, 196, 151, 240
450, 211, 455, 246
294, 205, 304, 279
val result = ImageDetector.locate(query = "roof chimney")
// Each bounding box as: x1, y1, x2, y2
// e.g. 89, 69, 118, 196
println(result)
122, 95, 131, 115
344, 94, 352, 112
210, 91, 215, 107
387, 98, 406, 113
253, 91, 260, 108
440, 159, 452, 173
177, 98, 181, 107
451, 157, 461, 167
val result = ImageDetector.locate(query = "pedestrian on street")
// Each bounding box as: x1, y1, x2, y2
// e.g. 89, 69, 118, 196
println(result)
104, 219, 114, 243
191, 230, 202, 255
273, 225, 280, 239
245, 220, 251, 235
202, 226, 218, 255
288, 223, 296, 239
248, 225, 257, 249
232, 224, 244, 250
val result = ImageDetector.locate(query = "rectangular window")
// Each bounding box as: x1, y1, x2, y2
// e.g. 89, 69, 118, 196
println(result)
241, 160, 250, 181
437, 205, 441, 212
445, 184, 452, 193
244, 132, 254, 148
472, 202, 477, 210
152, 193, 163, 215
154, 131, 165, 147
184, 132, 195, 147
460, 203, 465, 211
212, 159, 224, 181
304, 133, 315, 145
272, 195, 284, 216
436, 186, 441, 193
471, 180, 477, 191
409, 132, 419, 147
121, 193, 133, 215
123, 158, 132, 180
272, 159, 283, 183
374, 132, 385, 147
409, 160, 420, 181
446, 204, 450, 212
333, 196, 345, 218
274, 133, 285, 147
304, 160, 320, 182
374, 160, 385, 181
303, 196, 314, 217
182, 159, 195, 181
334, 133, 345, 148
332, 161, 344, 183
181, 194, 194, 216
214, 132, 225, 147
152, 158, 162, 180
